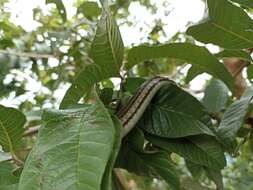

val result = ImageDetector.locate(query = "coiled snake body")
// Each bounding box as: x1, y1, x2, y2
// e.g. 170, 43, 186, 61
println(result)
117, 77, 171, 137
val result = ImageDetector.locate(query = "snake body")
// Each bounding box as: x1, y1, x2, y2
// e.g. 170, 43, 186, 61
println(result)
117, 77, 171, 137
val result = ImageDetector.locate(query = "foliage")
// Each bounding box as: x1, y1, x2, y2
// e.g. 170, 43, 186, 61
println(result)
0, 0, 253, 189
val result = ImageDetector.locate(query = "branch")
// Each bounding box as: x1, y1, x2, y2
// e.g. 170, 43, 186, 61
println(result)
0, 50, 57, 59
23, 126, 41, 137
12, 153, 24, 166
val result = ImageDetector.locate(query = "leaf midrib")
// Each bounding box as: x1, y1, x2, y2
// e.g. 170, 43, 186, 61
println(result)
0, 120, 14, 153
153, 103, 206, 124
106, 10, 120, 74
210, 21, 253, 45
187, 137, 225, 169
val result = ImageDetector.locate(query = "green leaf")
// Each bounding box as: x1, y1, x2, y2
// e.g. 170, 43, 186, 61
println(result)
101, 116, 122, 190
123, 77, 146, 94
231, 0, 253, 8
46, 0, 67, 21
60, 7, 124, 109
0, 162, 19, 186
18, 101, 117, 190
186, 160, 224, 189
137, 84, 215, 138
99, 88, 113, 106
202, 79, 229, 113
147, 135, 226, 170
0, 38, 15, 49
218, 93, 253, 152
0, 105, 26, 152
0, 184, 18, 190
185, 66, 202, 83
205, 168, 224, 190
90, 10, 124, 77
215, 50, 252, 62
247, 64, 253, 82
60, 65, 108, 108
116, 129, 180, 190
117, 146, 180, 190
127, 43, 234, 92
185, 160, 204, 179
186, 0, 253, 49
77, 2, 102, 18
138, 152, 180, 190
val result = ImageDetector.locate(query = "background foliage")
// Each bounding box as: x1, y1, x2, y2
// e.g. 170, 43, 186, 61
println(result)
0, 0, 253, 189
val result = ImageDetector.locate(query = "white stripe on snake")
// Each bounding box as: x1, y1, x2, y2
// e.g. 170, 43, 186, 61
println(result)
117, 77, 172, 137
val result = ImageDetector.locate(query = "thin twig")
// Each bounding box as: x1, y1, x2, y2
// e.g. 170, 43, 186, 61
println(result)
12, 153, 24, 166
0, 50, 57, 59
23, 126, 41, 137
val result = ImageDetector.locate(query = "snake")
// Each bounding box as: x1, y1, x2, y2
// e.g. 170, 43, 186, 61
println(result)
116, 76, 172, 137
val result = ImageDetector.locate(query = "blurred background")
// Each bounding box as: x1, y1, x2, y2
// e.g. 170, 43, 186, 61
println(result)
0, 0, 253, 189
0, 0, 212, 109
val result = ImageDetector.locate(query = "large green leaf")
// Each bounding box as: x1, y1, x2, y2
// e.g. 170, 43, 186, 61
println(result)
186, 160, 224, 189
218, 92, 253, 152
89, 9, 124, 76
116, 129, 180, 190
205, 168, 224, 190
231, 0, 253, 8
118, 148, 180, 190
202, 79, 229, 113
187, 0, 253, 49
60, 65, 109, 108
0, 162, 19, 189
101, 116, 122, 190
127, 43, 234, 92
0, 184, 18, 190
0, 105, 26, 152
18, 100, 117, 190
137, 84, 215, 138
60, 6, 124, 109
138, 152, 180, 190
46, 0, 67, 21
147, 135, 226, 170
215, 50, 252, 62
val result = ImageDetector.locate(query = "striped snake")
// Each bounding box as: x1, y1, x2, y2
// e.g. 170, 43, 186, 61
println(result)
117, 77, 172, 137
